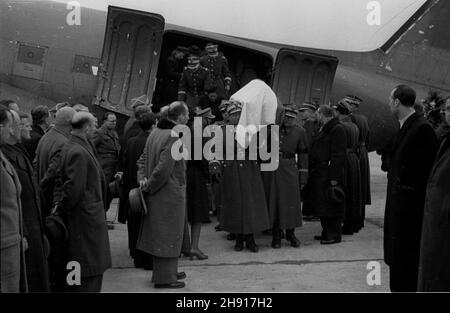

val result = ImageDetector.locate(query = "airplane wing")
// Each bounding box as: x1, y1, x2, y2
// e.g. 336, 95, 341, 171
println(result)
50, 0, 428, 52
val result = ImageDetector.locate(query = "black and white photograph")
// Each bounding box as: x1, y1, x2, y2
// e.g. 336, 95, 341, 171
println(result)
0, 0, 449, 298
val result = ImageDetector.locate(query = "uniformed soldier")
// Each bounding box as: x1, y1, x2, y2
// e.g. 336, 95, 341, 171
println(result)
333, 100, 362, 235
298, 102, 320, 219
219, 102, 270, 252
178, 46, 213, 116
200, 42, 232, 99
261, 105, 308, 248
345, 95, 371, 231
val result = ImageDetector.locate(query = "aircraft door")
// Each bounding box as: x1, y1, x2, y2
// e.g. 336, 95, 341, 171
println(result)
95, 7, 164, 115
272, 49, 338, 107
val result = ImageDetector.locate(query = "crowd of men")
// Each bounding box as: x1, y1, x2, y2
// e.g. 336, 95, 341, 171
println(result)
1, 42, 449, 292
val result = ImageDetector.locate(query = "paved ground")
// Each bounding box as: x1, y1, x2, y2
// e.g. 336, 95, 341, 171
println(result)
102, 153, 390, 292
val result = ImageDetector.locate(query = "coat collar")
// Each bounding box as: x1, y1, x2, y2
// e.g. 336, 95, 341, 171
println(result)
157, 118, 176, 130
321, 117, 340, 134
393, 112, 423, 149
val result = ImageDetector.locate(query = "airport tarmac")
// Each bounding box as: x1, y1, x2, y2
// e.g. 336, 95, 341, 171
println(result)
102, 152, 390, 292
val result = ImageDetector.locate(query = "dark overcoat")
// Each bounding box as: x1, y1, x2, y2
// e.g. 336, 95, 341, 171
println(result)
34, 126, 72, 219
341, 117, 362, 231
261, 125, 307, 229
350, 112, 371, 207
303, 118, 347, 217
3, 144, 50, 292
118, 130, 150, 223
136, 119, 186, 258
417, 133, 450, 291
23, 125, 44, 161
92, 126, 121, 181
384, 112, 438, 271
219, 127, 270, 234
178, 66, 213, 110
58, 134, 112, 277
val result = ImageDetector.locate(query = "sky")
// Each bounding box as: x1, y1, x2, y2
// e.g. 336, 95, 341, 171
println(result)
48, 0, 428, 52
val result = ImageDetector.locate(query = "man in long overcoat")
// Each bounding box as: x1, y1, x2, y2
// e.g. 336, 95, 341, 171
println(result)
93, 112, 121, 211
417, 98, 450, 292
334, 100, 362, 235
35, 107, 76, 219
347, 95, 371, 229
304, 105, 347, 244
261, 105, 307, 248
219, 102, 270, 252
384, 85, 438, 292
2, 110, 50, 292
120, 112, 155, 269
137, 101, 189, 289
58, 112, 112, 292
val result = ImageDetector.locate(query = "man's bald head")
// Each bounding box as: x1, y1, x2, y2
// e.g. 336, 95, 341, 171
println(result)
55, 106, 76, 127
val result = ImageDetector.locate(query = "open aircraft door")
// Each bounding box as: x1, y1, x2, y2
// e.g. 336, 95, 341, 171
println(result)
94, 6, 164, 115
272, 49, 338, 107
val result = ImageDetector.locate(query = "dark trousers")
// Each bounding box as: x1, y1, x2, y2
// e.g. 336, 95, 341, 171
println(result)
152, 256, 178, 285
69, 275, 103, 293
181, 217, 191, 255
389, 266, 418, 292
320, 217, 343, 240
128, 213, 153, 269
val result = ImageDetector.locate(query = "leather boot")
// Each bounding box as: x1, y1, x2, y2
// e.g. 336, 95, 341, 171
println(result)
285, 229, 301, 247
245, 234, 259, 253
234, 234, 244, 251
271, 228, 281, 249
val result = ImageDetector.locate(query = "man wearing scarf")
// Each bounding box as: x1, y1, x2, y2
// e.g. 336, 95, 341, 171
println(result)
200, 42, 232, 99
178, 46, 213, 115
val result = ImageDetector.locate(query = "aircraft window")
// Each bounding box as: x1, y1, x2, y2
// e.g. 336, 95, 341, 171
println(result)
16, 43, 46, 66
72, 55, 100, 75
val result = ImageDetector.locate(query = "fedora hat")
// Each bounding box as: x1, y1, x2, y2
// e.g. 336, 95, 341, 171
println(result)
129, 187, 148, 215
45, 214, 68, 246
327, 185, 345, 204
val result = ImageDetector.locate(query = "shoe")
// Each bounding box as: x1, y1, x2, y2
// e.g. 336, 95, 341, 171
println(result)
271, 240, 281, 249
245, 235, 259, 253
177, 272, 186, 280
181, 251, 191, 257
320, 238, 342, 245
286, 232, 301, 248
215, 224, 223, 232
246, 242, 259, 253
189, 249, 208, 260
314, 235, 324, 240
234, 241, 244, 251
154, 281, 185, 289
227, 233, 236, 241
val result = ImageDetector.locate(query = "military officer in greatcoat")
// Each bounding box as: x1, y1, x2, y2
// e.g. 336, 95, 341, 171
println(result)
298, 102, 320, 219
261, 105, 308, 248
333, 100, 362, 235
178, 46, 213, 116
200, 42, 232, 99
346, 95, 371, 230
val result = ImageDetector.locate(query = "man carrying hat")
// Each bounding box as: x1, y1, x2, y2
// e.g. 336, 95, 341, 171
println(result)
345, 95, 371, 230
303, 105, 347, 245
261, 104, 308, 248
333, 99, 362, 235
178, 46, 213, 115
200, 42, 232, 99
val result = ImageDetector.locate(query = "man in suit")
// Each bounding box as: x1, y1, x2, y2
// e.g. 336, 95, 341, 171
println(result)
137, 101, 189, 289
57, 111, 112, 292
384, 85, 438, 292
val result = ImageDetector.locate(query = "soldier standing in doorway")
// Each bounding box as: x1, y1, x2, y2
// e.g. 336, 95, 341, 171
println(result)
178, 46, 213, 117
200, 42, 232, 99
